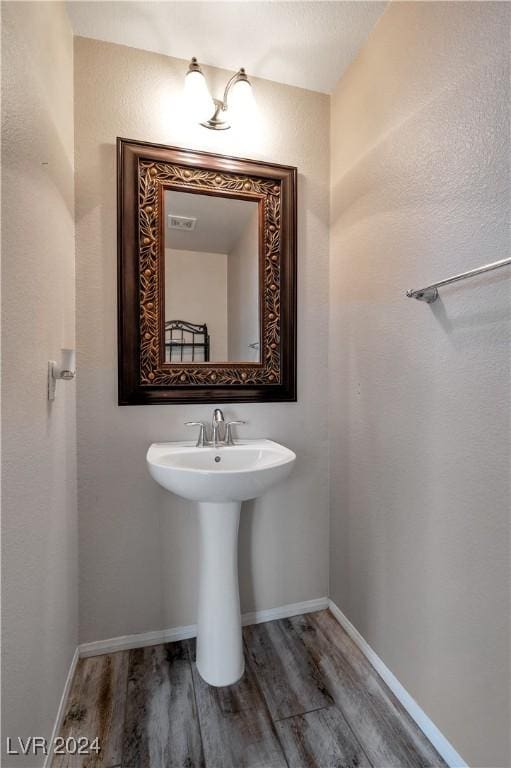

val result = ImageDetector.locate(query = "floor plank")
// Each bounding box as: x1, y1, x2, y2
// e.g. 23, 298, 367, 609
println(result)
188, 639, 288, 768
288, 613, 447, 768
275, 705, 372, 768
52, 651, 129, 768
243, 619, 333, 721
122, 641, 204, 768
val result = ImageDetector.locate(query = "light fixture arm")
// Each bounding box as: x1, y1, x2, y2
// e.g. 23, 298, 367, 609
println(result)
222, 68, 249, 108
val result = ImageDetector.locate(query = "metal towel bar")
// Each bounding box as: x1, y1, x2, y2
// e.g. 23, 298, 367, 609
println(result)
406, 257, 511, 303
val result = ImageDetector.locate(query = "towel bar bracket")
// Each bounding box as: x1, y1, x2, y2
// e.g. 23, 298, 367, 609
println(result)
406, 286, 439, 303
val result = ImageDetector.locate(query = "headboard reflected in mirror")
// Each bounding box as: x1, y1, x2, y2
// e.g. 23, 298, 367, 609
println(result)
117, 138, 297, 404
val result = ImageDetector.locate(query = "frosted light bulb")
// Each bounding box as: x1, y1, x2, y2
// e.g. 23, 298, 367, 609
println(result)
228, 79, 256, 126
184, 69, 213, 122
61, 348, 75, 373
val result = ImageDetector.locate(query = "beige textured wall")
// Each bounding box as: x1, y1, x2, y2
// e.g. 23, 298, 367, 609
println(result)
1, 2, 77, 762
329, 3, 510, 766
74, 38, 330, 643
227, 207, 260, 361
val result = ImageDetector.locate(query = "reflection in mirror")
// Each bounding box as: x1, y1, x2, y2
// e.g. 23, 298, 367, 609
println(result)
164, 190, 260, 364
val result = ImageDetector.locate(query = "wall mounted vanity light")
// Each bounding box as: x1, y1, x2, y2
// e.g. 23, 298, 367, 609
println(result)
184, 57, 256, 130
48, 348, 76, 401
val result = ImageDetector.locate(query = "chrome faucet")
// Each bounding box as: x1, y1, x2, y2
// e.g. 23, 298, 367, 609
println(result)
184, 421, 209, 447
225, 420, 246, 446
185, 409, 246, 447
212, 408, 225, 447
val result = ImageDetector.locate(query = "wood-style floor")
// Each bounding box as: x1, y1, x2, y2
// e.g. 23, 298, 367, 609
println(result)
53, 610, 447, 768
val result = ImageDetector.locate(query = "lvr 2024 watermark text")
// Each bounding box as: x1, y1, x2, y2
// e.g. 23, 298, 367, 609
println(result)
6, 736, 100, 756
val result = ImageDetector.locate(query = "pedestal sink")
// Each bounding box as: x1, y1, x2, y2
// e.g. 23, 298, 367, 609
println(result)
146, 439, 296, 686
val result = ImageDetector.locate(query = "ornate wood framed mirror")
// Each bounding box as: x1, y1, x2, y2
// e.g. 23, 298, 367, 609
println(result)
117, 138, 297, 404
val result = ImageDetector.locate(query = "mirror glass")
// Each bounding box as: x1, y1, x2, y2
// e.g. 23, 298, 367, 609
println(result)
164, 190, 260, 364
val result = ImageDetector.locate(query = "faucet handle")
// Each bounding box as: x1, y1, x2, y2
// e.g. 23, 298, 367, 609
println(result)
225, 420, 246, 446
185, 421, 209, 447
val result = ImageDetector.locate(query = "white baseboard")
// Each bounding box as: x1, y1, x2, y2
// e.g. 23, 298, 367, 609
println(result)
79, 622, 198, 657
241, 596, 329, 628
78, 596, 329, 658
328, 599, 468, 768
43, 646, 80, 768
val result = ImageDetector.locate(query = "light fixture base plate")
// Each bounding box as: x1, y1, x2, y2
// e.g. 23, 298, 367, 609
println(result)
200, 119, 231, 131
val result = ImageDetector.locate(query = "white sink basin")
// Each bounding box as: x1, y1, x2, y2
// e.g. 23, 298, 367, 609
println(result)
146, 438, 296, 687
147, 439, 296, 502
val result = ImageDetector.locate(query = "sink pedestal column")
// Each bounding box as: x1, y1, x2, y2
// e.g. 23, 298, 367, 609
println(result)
196, 501, 244, 686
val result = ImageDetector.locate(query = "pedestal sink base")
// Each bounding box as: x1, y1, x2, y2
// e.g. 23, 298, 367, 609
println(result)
196, 502, 244, 687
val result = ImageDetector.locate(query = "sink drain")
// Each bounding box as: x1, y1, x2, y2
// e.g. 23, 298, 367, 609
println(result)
214, 456, 221, 463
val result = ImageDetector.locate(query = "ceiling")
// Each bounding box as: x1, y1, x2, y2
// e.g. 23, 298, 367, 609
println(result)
66, 1, 387, 94
165, 190, 257, 253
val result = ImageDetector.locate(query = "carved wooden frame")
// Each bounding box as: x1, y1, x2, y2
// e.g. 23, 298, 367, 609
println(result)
117, 138, 297, 404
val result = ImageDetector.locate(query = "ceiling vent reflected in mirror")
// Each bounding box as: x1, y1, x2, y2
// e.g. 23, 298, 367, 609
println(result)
168, 215, 197, 231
